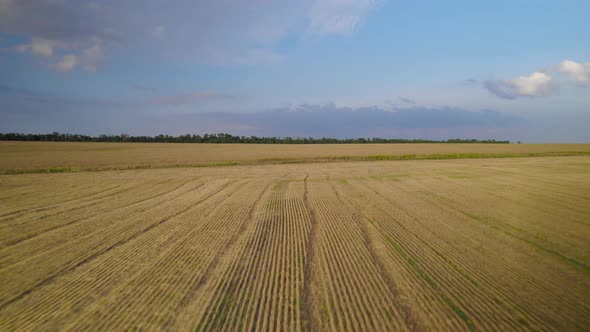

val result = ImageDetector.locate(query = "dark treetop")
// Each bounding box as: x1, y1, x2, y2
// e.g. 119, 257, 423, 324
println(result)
0, 132, 510, 144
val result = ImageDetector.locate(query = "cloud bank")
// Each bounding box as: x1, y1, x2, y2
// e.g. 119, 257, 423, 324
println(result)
1, 0, 382, 71
221, 104, 523, 138
0, 86, 522, 139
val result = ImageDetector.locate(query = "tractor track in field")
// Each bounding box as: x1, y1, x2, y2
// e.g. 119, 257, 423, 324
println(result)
302, 174, 320, 331
330, 180, 423, 331
162, 179, 273, 330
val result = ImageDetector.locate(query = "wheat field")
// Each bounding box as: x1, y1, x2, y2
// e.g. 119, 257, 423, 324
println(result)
2, 141, 590, 173
0, 151, 589, 331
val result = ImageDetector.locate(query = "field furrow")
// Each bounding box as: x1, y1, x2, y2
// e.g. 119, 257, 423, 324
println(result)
0, 178, 207, 268
0, 181, 246, 331
0, 179, 233, 308
360, 177, 589, 330
306, 179, 410, 331
192, 176, 310, 331
0, 179, 187, 248
61, 180, 267, 331
343, 180, 535, 331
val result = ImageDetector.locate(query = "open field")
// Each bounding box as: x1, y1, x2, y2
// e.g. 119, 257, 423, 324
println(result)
0, 155, 589, 331
2, 141, 590, 173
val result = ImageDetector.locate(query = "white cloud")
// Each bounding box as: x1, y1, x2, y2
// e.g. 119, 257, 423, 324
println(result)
80, 40, 104, 71
558, 60, 590, 84
13, 37, 64, 57
50, 39, 104, 72
30, 37, 60, 56
307, 0, 381, 35
55, 54, 78, 72
484, 72, 556, 99
1, 1, 113, 72
510, 72, 555, 97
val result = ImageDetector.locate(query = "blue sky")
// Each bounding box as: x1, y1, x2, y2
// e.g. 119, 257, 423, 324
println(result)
1, 0, 589, 142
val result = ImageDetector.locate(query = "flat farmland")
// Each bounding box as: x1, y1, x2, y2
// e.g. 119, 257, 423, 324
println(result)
0, 154, 589, 331
2, 141, 590, 173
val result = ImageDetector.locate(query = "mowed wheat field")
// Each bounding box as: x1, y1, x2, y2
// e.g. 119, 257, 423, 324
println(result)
0, 146, 589, 331
2, 141, 590, 173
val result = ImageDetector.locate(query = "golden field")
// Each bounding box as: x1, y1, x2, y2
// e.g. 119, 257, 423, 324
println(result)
2, 141, 590, 173
0, 152, 589, 331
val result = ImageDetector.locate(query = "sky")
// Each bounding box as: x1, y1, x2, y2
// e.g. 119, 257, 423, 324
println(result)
0, 0, 589, 142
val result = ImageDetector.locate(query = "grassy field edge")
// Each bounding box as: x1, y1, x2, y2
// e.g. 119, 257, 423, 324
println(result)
2, 151, 590, 175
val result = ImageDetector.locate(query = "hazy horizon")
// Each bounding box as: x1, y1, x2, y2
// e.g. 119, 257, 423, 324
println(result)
1, 1, 589, 142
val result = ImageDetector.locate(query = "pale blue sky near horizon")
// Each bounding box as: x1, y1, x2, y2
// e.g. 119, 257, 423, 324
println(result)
1, 0, 589, 142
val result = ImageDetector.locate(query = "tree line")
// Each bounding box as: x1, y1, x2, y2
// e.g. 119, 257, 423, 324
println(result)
0, 132, 511, 144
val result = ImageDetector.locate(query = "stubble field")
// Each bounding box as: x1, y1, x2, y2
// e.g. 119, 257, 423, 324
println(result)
2, 141, 590, 173
0, 146, 589, 331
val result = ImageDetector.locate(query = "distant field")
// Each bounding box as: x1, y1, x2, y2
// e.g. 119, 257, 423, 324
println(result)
1, 141, 590, 173
0, 156, 589, 330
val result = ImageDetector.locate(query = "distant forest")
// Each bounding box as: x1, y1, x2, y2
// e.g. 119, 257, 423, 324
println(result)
0, 132, 511, 144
